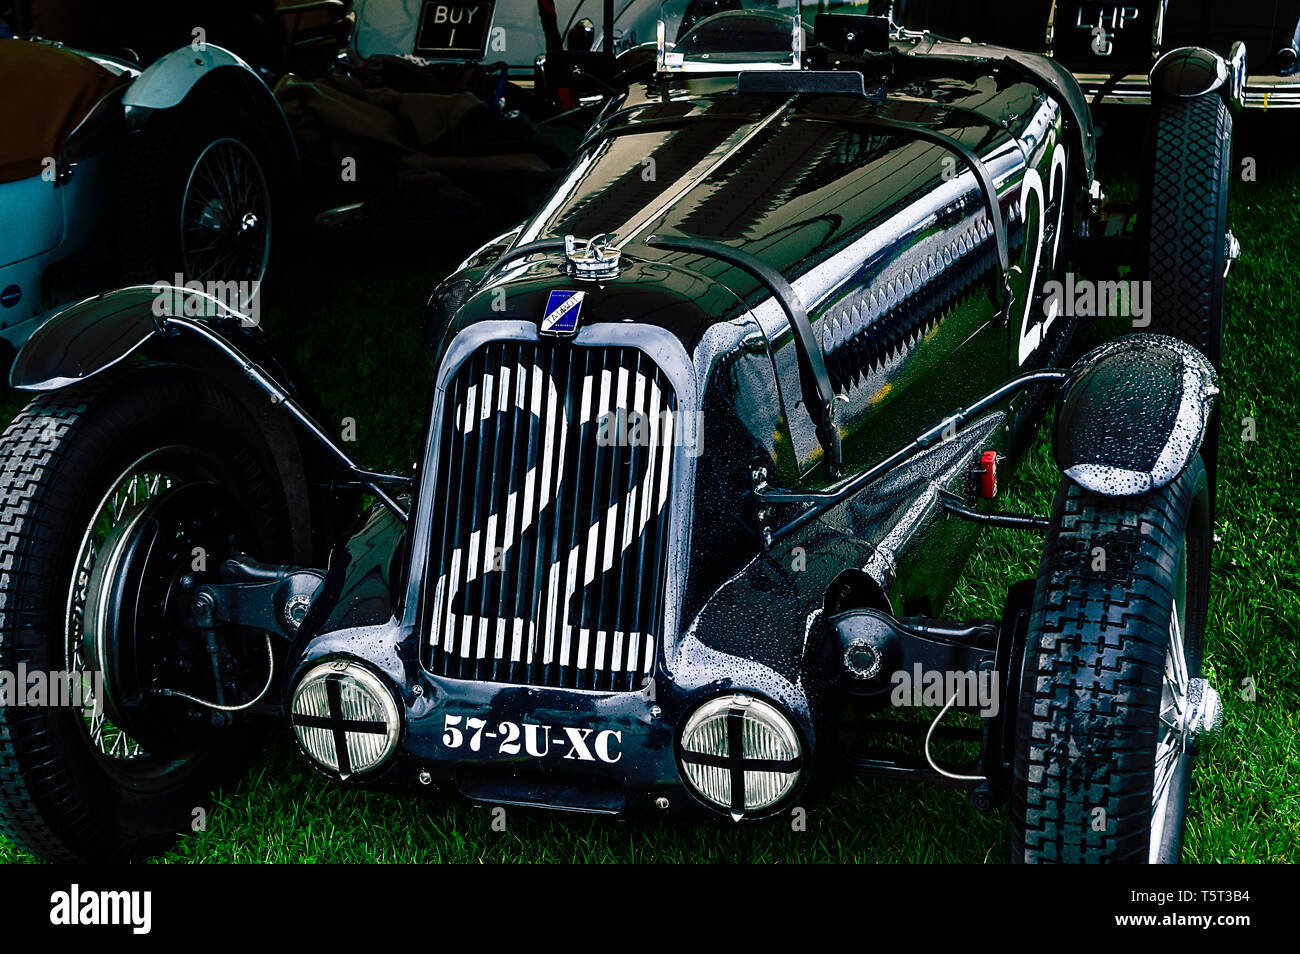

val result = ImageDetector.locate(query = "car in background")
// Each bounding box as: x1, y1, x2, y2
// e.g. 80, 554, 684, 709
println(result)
344, 0, 735, 82
350, 0, 584, 76
0, 37, 297, 362
3, 0, 298, 71
896, 0, 1300, 109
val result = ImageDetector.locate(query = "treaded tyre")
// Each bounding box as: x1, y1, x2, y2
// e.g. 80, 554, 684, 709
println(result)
0, 365, 293, 861
1011, 456, 1214, 863
1140, 94, 1232, 369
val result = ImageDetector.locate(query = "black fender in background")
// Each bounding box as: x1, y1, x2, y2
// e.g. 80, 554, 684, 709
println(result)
9, 285, 336, 563
121, 44, 299, 187
1052, 334, 1218, 496
1149, 44, 1246, 113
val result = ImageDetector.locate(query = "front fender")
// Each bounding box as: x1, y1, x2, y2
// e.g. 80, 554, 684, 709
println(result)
9, 284, 338, 564
10, 284, 255, 392
121, 43, 298, 168
1052, 335, 1218, 496
123, 44, 257, 110
1149, 44, 1247, 113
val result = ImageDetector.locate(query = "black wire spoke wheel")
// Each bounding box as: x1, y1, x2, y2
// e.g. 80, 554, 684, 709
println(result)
75, 459, 268, 770
1148, 543, 1223, 862
180, 138, 272, 288
0, 367, 293, 861
65, 458, 179, 765
1149, 550, 1193, 861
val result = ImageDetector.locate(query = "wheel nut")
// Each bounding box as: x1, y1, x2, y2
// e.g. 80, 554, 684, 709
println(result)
1186, 678, 1224, 740
844, 641, 882, 680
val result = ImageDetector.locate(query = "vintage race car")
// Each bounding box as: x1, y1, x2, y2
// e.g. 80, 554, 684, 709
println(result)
0, 37, 295, 365
343, 0, 753, 97
348, 0, 620, 75
897, 0, 1297, 108
0, 8, 1233, 862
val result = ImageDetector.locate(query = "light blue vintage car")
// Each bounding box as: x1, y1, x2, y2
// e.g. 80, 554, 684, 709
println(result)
0, 37, 296, 363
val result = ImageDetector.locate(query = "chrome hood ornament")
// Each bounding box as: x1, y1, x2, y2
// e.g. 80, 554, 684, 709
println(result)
564, 233, 621, 280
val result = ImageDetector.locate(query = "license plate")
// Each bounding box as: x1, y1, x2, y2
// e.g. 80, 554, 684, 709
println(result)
1058, 2, 1156, 64
415, 0, 495, 58
440, 713, 624, 764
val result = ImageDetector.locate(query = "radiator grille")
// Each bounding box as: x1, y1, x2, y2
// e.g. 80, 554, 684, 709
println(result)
425, 341, 677, 691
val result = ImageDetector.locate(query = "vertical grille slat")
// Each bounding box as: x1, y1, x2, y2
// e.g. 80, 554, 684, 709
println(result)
436, 366, 472, 673
614, 350, 647, 691
588, 352, 617, 691
538, 341, 573, 687
533, 341, 564, 684
463, 348, 492, 677
479, 343, 514, 680
512, 342, 543, 684
429, 374, 462, 675
629, 371, 662, 677
639, 377, 672, 676
473, 347, 506, 677
488, 343, 520, 686
425, 340, 677, 691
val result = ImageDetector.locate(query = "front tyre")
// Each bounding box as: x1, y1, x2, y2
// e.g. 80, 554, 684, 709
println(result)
1140, 94, 1232, 369
1140, 95, 1232, 498
0, 366, 293, 861
1011, 456, 1220, 863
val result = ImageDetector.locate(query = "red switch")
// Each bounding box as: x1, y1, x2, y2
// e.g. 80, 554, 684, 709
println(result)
976, 450, 1001, 498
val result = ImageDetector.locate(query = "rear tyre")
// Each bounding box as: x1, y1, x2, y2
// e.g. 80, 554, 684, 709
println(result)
1140, 95, 1232, 495
0, 366, 293, 861
1011, 457, 1214, 863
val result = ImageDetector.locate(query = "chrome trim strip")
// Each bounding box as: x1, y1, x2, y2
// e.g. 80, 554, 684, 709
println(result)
1152, 0, 1168, 57
1074, 73, 1300, 108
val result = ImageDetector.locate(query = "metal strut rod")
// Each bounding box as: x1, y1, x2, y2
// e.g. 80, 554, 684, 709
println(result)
757, 368, 1069, 545
937, 489, 1050, 531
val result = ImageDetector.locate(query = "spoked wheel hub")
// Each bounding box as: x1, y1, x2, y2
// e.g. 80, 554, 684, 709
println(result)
1150, 546, 1223, 862
181, 138, 272, 287
1159, 610, 1224, 760
83, 481, 258, 758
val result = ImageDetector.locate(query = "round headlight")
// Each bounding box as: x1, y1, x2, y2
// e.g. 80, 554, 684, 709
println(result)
291, 659, 401, 778
678, 693, 802, 818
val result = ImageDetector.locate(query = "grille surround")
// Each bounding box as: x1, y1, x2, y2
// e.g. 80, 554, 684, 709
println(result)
420, 334, 682, 692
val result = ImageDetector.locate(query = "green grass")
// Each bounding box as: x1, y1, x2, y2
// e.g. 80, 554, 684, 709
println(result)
1, 115, 1296, 864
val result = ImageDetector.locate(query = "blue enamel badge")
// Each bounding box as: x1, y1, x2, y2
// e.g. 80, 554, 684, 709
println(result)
541, 289, 584, 336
